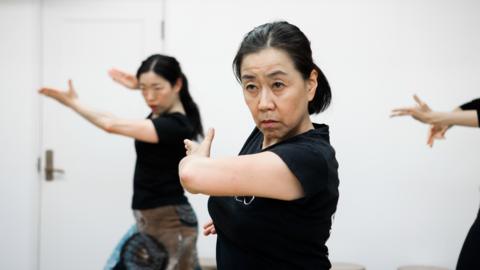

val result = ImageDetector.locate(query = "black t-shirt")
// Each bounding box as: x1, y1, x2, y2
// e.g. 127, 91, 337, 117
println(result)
132, 112, 195, 210
460, 98, 480, 127
208, 123, 339, 270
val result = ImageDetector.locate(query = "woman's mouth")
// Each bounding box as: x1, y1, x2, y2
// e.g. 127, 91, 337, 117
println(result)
261, 120, 278, 128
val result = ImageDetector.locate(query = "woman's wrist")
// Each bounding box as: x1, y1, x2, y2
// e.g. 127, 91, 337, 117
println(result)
68, 98, 81, 111
427, 111, 449, 126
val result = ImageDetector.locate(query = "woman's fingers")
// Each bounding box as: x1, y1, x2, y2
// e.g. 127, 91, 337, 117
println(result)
184, 139, 192, 150
413, 94, 432, 111
202, 220, 216, 236
413, 94, 423, 105
108, 69, 122, 83
427, 124, 448, 147
390, 108, 412, 117
427, 127, 435, 147
108, 68, 138, 89
209, 226, 216, 235
39, 80, 79, 106
203, 225, 216, 236
440, 127, 448, 138
184, 139, 199, 156
202, 128, 215, 148
38, 88, 49, 95
108, 68, 123, 78
184, 128, 215, 157
203, 220, 213, 229
38, 87, 70, 106
203, 228, 213, 236
107, 68, 117, 77
39, 87, 61, 98
67, 79, 78, 97
198, 128, 215, 156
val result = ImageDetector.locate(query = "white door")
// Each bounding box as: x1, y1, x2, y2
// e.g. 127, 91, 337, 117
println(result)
40, 1, 164, 269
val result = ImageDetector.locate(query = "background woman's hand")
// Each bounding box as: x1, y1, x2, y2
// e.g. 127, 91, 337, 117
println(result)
391, 95, 434, 124
184, 128, 215, 157
39, 79, 79, 107
203, 220, 216, 236
108, 68, 139, 89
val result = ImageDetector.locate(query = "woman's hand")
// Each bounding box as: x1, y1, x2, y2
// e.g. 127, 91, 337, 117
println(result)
39, 79, 79, 107
184, 128, 215, 157
179, 128, 215, 193
203, 220, 216, 236
427, 124, 449, 147
391, 95, 434, 124
108, 68, 139, 89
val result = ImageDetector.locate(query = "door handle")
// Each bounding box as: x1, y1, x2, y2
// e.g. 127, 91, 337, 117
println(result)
45, 149, 65, 181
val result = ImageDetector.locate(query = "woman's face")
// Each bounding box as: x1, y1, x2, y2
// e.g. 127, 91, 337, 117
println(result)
138, 71, 181, 115
240, 48, 318, 145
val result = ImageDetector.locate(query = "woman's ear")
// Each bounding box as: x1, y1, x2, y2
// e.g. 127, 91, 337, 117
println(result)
174, 77, 183, 93
307, 69, 318, 102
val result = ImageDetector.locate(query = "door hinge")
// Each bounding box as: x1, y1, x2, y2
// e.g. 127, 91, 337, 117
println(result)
37, 156, 41, 173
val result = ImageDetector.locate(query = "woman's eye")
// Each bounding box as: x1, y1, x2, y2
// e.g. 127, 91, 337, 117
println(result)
245, 84, 257, 91
272, 82, 285, 89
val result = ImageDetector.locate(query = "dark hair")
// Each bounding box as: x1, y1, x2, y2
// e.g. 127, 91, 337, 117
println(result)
233, 21, 331, 114
136, 54, 203, 139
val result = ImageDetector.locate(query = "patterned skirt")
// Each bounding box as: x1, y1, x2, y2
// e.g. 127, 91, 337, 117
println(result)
105, 204, 200, 270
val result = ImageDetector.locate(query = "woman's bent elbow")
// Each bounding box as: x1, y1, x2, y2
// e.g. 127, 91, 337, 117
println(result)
179, 161, 200, 194
102, 121, 116, 134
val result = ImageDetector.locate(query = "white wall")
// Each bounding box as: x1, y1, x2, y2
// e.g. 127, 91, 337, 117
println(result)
0, 0, 40, 269
165, 0, 480, 269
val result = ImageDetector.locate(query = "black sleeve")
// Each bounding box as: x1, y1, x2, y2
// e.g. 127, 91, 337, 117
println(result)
150, 115, 193, 143
459, 98, 480, 127
269, 142, 329, 197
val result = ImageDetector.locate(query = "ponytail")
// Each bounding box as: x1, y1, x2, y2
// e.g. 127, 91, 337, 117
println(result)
179, 73, 204, 139
308, 64, 331, 114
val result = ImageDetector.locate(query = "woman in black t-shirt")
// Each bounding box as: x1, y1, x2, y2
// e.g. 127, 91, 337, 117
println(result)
392, 96, 480, 270
39, 54, 203, 270
179, 21, 339, 270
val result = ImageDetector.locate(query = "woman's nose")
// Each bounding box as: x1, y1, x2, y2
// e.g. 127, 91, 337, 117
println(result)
145, 90, 156, 100
258, 88, 275, 111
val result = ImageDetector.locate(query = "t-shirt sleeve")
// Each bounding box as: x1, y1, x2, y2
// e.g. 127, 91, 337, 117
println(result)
150, 116, 193, 143
459, 98, 480, 127
268, 141, 329, 197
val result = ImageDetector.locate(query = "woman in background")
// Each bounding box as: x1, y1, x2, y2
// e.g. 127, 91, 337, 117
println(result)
40, 54, 203, 270
392, 95, 479, 270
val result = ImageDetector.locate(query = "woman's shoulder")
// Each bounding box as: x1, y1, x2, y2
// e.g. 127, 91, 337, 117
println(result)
271, 123, 336, 164
285, 123, 332, 149
150, 112, 195, 140
154, 112, 192, 127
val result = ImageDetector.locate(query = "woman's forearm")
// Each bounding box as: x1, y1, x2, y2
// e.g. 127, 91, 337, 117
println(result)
69, 99, 118, 132
428, 110, 479, 127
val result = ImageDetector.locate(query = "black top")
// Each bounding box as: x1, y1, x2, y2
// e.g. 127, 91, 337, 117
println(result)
132, 112, 195, 210
460, 98, 480, 127
208, 123, 339, 270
